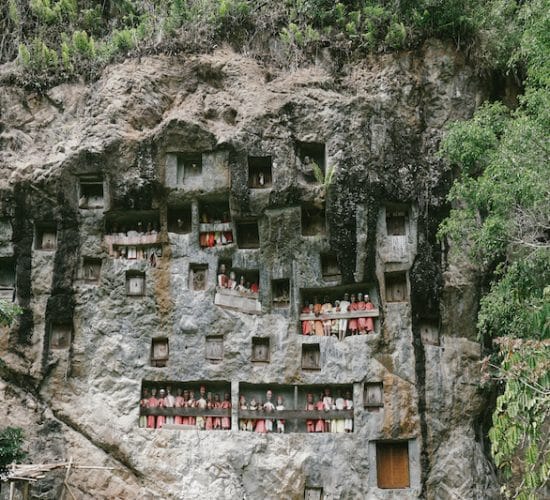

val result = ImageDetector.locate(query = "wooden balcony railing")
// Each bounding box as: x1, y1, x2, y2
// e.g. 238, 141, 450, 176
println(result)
299, 309, 380, 321
214, 287, 261, 315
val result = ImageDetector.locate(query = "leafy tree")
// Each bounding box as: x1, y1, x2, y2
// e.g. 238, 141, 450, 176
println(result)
439, 1, 549, 497
0, 427, 26, 473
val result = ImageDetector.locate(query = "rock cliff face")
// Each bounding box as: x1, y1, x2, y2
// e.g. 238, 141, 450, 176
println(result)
0, 41, 499, 499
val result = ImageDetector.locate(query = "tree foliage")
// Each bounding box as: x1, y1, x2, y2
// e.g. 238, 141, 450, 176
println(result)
0, 301, 22, 328
0, 427, 26, 473
439, 1, 549, 497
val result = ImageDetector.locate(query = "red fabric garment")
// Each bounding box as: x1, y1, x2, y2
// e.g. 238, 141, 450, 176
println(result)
357, 301, 368, 332
221, 401, 231, 429
305, 402, 315, 432
348, 302, 359, 332
314, 401, 325, 432
365, 301, 375, 332
302, 306, 312, 335
255, 419, 266, 433
146, 396, 159, 429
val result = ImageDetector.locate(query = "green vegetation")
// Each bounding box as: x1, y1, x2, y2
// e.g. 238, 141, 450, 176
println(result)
0, 427, 26, 472
0, 301, 22, 328
439, 1, 549, 497
0, 0, 531, 89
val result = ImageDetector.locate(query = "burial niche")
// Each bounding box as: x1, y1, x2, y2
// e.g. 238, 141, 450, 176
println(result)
151, 338, 169, 367
300, 284, 380, 338
321, 253, 341, 282
82, 257, 101, 282
168, 206, 192, 234
35, 224, 57, 250
139, 380, 232, 430
301, 343, 321, 370
272, 279, 290, 308
199, 199, 233, 247
78, 174, 104, 209
297, 142, 326, 183
420, 317, 440, 346
248, 156, 273, 188
205, 335, 223, 362
126, 271, 145, 296
364, 382, 384, 410
376, 441, 410, 489
304, 486, 323, 500
49, 323, 72, 350
0, 258, 15, 301
302, 205, 326, 237
177, 153, 203, 184
236, 220, 260, 249
238, 382, 353, 433
104, 211, 161, 264
385, 207, 408, 236
189, 264, 208, 291
385, 272, 408, 302
251, 337, 270, 362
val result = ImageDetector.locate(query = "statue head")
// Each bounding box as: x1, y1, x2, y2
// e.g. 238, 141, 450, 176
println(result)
219, 264, 226, 274
240, 276, 245, 284
344, 293, 349, 301
307, 393, 313, 404
224, 393, 230, 401
214, 393, 220, 402
266, 390, 273, 400
277, 395, 284, 405
358, 292, 363, 301
230, 271, 236, 280
151, 388, 157, 396
323, 386, 331, 397
350, 294, 356, 303
365, 294, 370, 302
159, 389, 166, 398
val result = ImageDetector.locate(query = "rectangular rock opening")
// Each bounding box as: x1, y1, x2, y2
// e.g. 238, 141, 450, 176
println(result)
376, 441, 410, 489
304, 486, 323, 500
104, 211, 161, 262
385, 271, 408, 302
301, 343, 320, 370
78, 174, 104, 209
301, 205, 326, 236
189, 264, 208, 291
81, 257, 101, 282
419, 317, 440, 346
321, 253, 341, 282
139, 380, 231, 430
251, 336, 270, 362
297, 142, 326, 183
205, 335, 223, 362
105, 210, 160, 235
167, 206, 192, 234
248, 156, 273, 188
0, 257, 15, 301
299, 283, 380, 337
35, 223, 57, 251
364, 382, 384, 411
151, 337, 169, 367
272, 278, 290, 308
126, 271, 145, 296
177, 153, 203, 184
49, 323, 72, 350
385, 206, 408, 236
236, 220, 260, 249
199, 199, 233, 247
238, 382, 353, 433
224, 268, 260, 292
